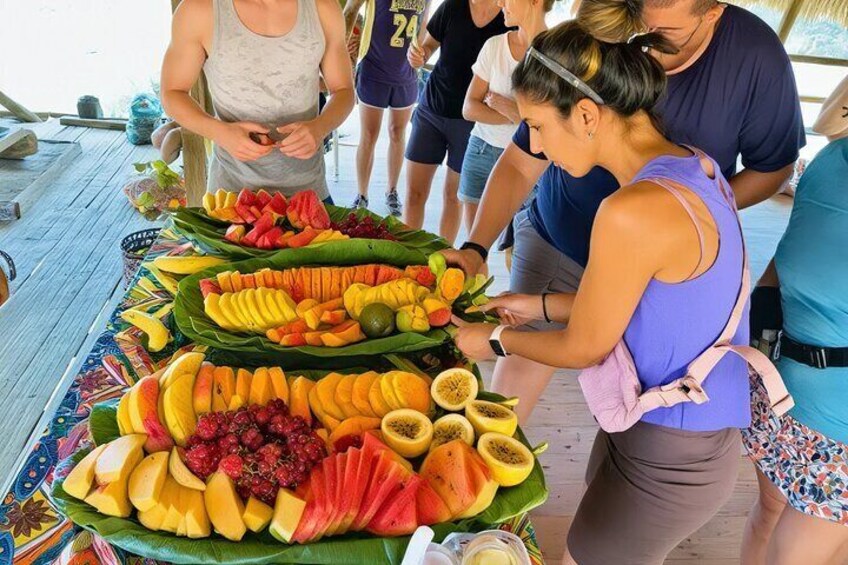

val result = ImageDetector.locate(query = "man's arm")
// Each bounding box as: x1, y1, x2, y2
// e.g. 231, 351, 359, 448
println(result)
278, 0, 355, 159
729, 164, 794, 209
469, 144, 545, 247
161, 0, 272, 162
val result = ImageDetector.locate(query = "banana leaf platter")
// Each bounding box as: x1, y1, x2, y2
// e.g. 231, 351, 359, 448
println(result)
173, 253, 453, 369
172, 206, 449, 262
52, 389, 548, 565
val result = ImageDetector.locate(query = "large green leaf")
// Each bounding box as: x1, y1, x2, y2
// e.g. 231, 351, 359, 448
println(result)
89, 400, 121, 446
52, 391, 547, 565
174, 255, 452, 369
173, 207, 449, 262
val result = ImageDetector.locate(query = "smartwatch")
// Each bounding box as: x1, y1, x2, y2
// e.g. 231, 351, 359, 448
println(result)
489, 325, 510, 357
460, 241, 489, 262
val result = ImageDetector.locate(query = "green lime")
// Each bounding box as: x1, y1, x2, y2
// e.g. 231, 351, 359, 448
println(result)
359, 303, 396, 338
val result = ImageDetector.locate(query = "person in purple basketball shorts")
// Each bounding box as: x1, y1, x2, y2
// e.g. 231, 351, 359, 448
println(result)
404, 0, 509, 244
344, 0, 428, 215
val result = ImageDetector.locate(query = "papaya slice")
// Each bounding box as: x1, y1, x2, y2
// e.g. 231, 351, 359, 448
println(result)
352, 372, 379, 418
334, 375, 359, 419
389, 371, 431, 414
316, 373, 346, 420
217, 272, 234, 293
304, 331, 325, 346
290, 376, 315, 424
230, 271, 244, 293
368, 376, 392, 417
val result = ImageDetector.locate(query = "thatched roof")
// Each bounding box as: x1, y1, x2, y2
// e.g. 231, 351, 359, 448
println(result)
733, 0, 848, 28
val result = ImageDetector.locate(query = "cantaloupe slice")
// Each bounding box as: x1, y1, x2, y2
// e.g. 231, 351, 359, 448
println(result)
63, 444, 107, 500
242, 496, 274, 532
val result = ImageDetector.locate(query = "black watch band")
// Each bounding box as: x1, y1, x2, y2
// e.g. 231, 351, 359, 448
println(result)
460, 241, 489, 262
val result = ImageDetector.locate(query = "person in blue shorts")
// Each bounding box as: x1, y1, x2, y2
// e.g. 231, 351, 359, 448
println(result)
404, 0, 509, 244
344, 0, 428, 215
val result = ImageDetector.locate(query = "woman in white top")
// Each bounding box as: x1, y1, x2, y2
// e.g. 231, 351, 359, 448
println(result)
458, 0, 551, 231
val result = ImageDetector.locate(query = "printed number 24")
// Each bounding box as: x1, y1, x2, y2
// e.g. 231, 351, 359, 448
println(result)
391, 14, 419, 48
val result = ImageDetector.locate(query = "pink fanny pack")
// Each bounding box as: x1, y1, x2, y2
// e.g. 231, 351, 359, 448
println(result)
578, 176, 794, 433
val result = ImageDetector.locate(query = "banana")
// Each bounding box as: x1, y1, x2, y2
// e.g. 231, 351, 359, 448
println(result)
214, 189, 228, 209
219, 293, 247, 330
202, 193, 216, 214
153, 255, 227, 275
258, 288, 284, 326
204, 293, 234, 330
120, 309, 171, 352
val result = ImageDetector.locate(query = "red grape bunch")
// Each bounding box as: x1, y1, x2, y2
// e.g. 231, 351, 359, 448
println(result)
184, 399, 327, 505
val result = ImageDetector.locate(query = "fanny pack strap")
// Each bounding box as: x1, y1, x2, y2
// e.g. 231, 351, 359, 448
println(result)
636, 163, 793, 415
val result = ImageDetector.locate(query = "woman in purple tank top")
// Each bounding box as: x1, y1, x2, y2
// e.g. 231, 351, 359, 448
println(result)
453, 20, 751, 564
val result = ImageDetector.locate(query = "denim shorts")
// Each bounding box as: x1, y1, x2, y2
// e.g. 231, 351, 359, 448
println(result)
458, 135, 504, 204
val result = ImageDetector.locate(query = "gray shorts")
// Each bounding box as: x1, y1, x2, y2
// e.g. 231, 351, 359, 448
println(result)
509, 210, 584, 331
569, 422, 741, 564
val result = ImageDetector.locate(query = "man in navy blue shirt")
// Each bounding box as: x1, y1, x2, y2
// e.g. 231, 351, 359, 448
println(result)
444, 0, 805, 422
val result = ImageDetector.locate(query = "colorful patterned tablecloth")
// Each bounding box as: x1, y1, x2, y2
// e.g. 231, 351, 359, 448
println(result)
0, 224, 544, 565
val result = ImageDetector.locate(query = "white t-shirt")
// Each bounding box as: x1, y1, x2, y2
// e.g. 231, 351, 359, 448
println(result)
469, 33, 520, 149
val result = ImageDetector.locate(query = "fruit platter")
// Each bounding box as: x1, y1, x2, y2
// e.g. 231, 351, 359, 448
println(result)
53, 351, 548, 564
173, 249, 493, 368
173, 188, 449, 262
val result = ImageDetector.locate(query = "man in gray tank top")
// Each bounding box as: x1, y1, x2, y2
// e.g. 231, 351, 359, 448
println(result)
161, 0, 355, 200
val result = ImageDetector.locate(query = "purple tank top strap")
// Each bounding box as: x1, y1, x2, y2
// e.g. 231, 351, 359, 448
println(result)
649, 178, 707, 279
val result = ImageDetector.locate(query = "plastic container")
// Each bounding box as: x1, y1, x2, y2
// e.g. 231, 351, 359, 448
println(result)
440, 531, 530, 565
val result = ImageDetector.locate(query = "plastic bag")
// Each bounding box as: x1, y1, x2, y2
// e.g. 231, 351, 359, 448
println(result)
123, 160, 186, 220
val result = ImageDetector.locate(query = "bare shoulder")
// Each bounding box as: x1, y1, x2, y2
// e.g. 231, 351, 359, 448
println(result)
597, 180, 686, 245
315, 0, 345, 25
172, 0, 213, 36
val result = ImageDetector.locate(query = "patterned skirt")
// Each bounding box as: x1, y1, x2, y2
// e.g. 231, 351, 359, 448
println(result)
743, 374, 848, 525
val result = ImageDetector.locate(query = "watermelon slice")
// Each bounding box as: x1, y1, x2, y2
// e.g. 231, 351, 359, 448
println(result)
237, 188, 257, 206
352, 453, 408, 531
263, 192, 288, 216
253, 211, 277, 234
415, 480, 452, 526
361, 431, 413, 473
366, 475, 422, 537
199, 279, 222, 298
255, 189, 273, 208
336, 447, 363, 535
291, 477, 316, 543
242, 226, 263, 247
287, 191, 331, 230
256, 227, 284, 250
294, 466, 329, 543
316, 454, 340, 539
235, 204, 257, 224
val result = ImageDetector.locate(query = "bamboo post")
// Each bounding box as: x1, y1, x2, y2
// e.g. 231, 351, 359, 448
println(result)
777, 0, 804, 43
0, 91, 43, 123
171, 0, 213, 206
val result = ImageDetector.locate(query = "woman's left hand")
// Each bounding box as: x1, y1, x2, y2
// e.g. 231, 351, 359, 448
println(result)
452, 317, 498, 361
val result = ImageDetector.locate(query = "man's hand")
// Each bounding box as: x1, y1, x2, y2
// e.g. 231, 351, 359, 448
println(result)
277, 121, 327, 160
441, 248, 486, 276
485, 92, 519, 124
407, 44, 429, 69
215, 121, 274, 162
